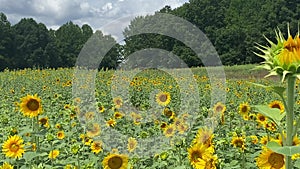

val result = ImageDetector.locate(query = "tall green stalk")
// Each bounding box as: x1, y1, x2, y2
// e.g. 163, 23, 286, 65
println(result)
285, 76, 296, 169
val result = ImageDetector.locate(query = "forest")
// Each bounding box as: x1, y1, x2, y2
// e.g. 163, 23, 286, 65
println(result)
0, 0, 299, 70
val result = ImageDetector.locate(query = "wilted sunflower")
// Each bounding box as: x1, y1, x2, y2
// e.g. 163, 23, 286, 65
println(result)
102, 153, 128, 169
238, 102, 250, 116
127, 137, 138, 153
269, 100, 285, 113
20, 94, 42, 118
2, 135, 25, 159
256, 147, 285, 169
90, 140, 102, 154
48, 149, 59, 159
0, 162, 13, 169
156, 91, 171, 106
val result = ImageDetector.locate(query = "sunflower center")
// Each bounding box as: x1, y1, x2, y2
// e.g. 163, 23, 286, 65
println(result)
216, 106, 223, 112
191, 151, 202, 162
241, 106, 248, 113
26, 99, 39, 111
10, 143, 19, 152
268, 152, 284, 169
108, 156, 123, 169
234, 139, 244, 148
115, 99, 122, 105
159, 94, 167, 102
271, 104, 281, 110
259, 116, 266, 121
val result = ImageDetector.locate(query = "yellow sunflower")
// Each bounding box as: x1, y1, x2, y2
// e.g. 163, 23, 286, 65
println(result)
102, 153, 128, 169
48, 149, 59, 159
86, 123, 101, 138
114, 112, 123, 119
0, 162, 13, 169
38, 116, 50, 128
193, 127, 214, 147
113, 97, 123, 109
256, 147, 285, 169
213, 102, 226, 114
231, 134, 245, 151
269, 100, 285, 113
106, 118, 116, 127
163, 124, 176, 138
256, 113, 268, 126
156, 91, 171, 106
238, 102, 250, 116
90, 140, 102, 154
19, 94, 42, 118
57, 130, 65, 140
187, 143, 214, 169
127, 137, 138, 153
2, 135, 25, 159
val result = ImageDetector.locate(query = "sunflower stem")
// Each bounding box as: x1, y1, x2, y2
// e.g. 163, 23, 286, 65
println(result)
285, 76, 296, 169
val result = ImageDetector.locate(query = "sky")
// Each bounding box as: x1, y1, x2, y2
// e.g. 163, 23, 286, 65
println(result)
0, 0, 189, 41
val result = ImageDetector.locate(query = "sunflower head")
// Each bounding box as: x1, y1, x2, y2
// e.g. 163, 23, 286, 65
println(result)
2, 135, 25, 159
102, 153, 128, 169
156, 91, 171, 106
19, 94, 42, 118
256, 147, 285, 169
269, 100, 285, 113
255, 26, 300, 81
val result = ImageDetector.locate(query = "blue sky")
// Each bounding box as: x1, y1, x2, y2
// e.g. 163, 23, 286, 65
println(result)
0, 0, 189, 31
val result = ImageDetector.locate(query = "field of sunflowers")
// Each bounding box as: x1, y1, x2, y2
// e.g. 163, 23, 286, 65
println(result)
1, 64, 300, 169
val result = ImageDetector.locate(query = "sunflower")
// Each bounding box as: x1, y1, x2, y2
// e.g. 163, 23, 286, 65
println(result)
193, 127, 214, 147
256, 113, 268, 126
102, 153, 128, 169
2, 135, 25, 159
127, 137, 138, 153
38, 116, 50, 128
231, 134, 245, 151
106, 118, 116, 127
85, 111, 95, 121
213, 102, 226, 114
57, 130, 65, 140
260, 135, 269, 145
187, 143, 214, 169
177, 123, 189, 134
163, 124, 176, 137
80, 134, 93, 145
0, 162, 13, 169
19, 94, 42, 118
160, 122, 168, 130
114, 112, 123, 119
90, 140, 102, 154
238, 102, 250, 116
269, 100, 285, 113
86, 123, 101, 138
49, 149, 59, 159
113, 97, 123, 109
99, 105, 105, 113
250, 135, 259, 144
163, 107, 175, 119
156, 91, 171, 106
194, 155, 218, 169
256, 147, 285, 169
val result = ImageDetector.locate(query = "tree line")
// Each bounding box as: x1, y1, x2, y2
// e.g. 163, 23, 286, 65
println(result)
0, 0, 300, 70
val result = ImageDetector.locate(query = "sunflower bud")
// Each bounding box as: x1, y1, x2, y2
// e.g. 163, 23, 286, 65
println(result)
255, 26, 300, 81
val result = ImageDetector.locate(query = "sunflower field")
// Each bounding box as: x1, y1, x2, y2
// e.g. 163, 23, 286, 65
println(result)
0, 64, 300, 169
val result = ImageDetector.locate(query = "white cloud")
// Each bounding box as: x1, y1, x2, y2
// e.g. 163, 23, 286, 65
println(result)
0, 0, 189, 33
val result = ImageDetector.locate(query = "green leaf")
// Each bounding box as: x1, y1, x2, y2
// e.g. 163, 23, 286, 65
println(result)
253, 105, 285, 124
23, 152, 39, 161
267, 141, 300, 156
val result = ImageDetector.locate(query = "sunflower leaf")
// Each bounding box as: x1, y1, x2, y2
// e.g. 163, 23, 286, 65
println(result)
267, 142, 300, 156
253, 105, 285, 124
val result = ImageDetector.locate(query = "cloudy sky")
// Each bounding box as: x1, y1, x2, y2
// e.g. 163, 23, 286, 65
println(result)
0, 0, 189, 40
